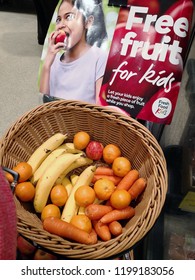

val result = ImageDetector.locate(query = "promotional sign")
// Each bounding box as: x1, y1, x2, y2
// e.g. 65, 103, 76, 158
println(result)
38, 0, 119, 104
99, 0, 194, 124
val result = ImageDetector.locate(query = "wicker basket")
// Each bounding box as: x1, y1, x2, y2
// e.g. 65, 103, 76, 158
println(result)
0, 100, 167, 259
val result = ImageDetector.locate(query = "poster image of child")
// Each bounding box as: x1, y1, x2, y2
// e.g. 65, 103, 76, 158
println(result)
39, 0, 110, 104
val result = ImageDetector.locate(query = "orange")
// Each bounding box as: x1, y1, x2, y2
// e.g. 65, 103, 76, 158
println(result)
112, 157, 131, 177
93, 178, 115, 200
103, 144, 122, 164
50, 184, 68, 207
41, 204, 61, 221
4, 171, 14, 183
13, 162, 33, 183
74, 185, 96, 207
110, 189, 131, 209
73, 131, 90, 150
70, 214, 92, 233
15, 181, 35, 202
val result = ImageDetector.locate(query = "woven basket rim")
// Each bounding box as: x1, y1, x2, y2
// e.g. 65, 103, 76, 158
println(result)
0, 100, 168, 259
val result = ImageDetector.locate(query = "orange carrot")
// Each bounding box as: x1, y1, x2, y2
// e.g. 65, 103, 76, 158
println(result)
116, 169, 139, 190
108, 221, 123, 236
100, 206, 135, 224
43, 216, 97, 245
92, 220, 111, 241
95, 166, 114, 176
128, 177, 147, 200
85, 204, 113, 220
92, 174, 122, 185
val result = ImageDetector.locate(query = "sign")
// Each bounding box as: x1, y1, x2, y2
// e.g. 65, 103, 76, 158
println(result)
99, 0, 194, 124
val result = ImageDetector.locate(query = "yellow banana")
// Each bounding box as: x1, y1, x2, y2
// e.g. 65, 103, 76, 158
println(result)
33, 153, 82, 213
61, 176, 73, 196
55, 156, 93, 184
78, 206, 85, 215
70, 174, 79, 186
31, 143, 83, 185
61, 165, 96, 223
63, 142, 83, 153
27, 133, 67, 173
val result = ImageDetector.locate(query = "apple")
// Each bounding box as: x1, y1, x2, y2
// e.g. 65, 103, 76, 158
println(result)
17, 235, 36, 255
163, 0, 194, 59
137, 82, 180, 124
98, 83, 109, 106
117, 7, 129, 24
127, 0, 160, 15
85, 141, 104, 160
105, 22, 158, 78
55, 30, 66, 44
107, 45, 183, 117
33, 249, 57, 260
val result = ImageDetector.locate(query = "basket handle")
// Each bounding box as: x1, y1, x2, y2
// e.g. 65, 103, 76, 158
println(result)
2, 167, 19, 193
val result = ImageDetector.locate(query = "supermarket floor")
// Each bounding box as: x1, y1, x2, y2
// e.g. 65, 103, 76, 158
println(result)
0, 2, 195, 148
0, 5, 42, 138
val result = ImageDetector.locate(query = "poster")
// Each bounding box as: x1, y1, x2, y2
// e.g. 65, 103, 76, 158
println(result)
99, 0, 194, 124
38, 0, 119, 104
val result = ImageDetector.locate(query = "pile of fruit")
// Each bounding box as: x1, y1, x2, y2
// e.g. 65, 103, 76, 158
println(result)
5, 131, 147, 245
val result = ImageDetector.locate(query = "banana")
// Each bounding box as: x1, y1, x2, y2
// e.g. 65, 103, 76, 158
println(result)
63, 142, 83, 153
55, 156, 93, 184
61, 165, 96, 223
61, 176, 73, 196
31, 143, 83, 185
33, 153, 82, 213
78, 206, 85, 215
27, 133, 68, 174
70, 174, 79, 186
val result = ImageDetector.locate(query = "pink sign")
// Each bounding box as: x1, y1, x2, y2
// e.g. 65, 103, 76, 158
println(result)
99, 0, 194, 124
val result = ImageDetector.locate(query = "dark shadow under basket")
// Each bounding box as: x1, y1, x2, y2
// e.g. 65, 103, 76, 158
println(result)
0, 100, 167, 259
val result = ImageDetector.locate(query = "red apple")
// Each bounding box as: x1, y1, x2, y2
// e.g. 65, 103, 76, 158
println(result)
98, 83, 109, 106
17, 235, 36, 255
55, 30, 66, 44
107, 45, 183, 118
85, 141, 104, 160
127, 0, 160, 15
137, 82, 180, 124
117, 7, 129, 24
162, 0, 194, 59
33, 249, 57, 260
105, 22, 158, 79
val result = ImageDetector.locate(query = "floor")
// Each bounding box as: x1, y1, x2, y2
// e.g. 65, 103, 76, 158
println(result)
0, 2, 42, 138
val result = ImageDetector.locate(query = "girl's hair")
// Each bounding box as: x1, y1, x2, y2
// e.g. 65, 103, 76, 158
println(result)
60, 0, 107, 47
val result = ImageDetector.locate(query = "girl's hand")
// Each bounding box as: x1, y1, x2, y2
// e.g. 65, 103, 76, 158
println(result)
44, 31, 66, 67
39, 30, 66, 96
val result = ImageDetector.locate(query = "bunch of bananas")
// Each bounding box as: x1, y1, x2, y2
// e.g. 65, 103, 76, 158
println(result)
27, 133, 96, 220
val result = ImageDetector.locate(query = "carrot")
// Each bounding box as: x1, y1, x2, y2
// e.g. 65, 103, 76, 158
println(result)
108, 221, 123, 236
92, 220, 111, 241
100, 206, 135, 224
85, 204, 113, 220
94, 166, 114, 176
116, 169, 139, 190
92, 174, 122, 185
43, 216, 97, 245
128, 177, 147, 200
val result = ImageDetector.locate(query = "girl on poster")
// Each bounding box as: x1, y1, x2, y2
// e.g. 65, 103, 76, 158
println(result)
39, 0, 108, 104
